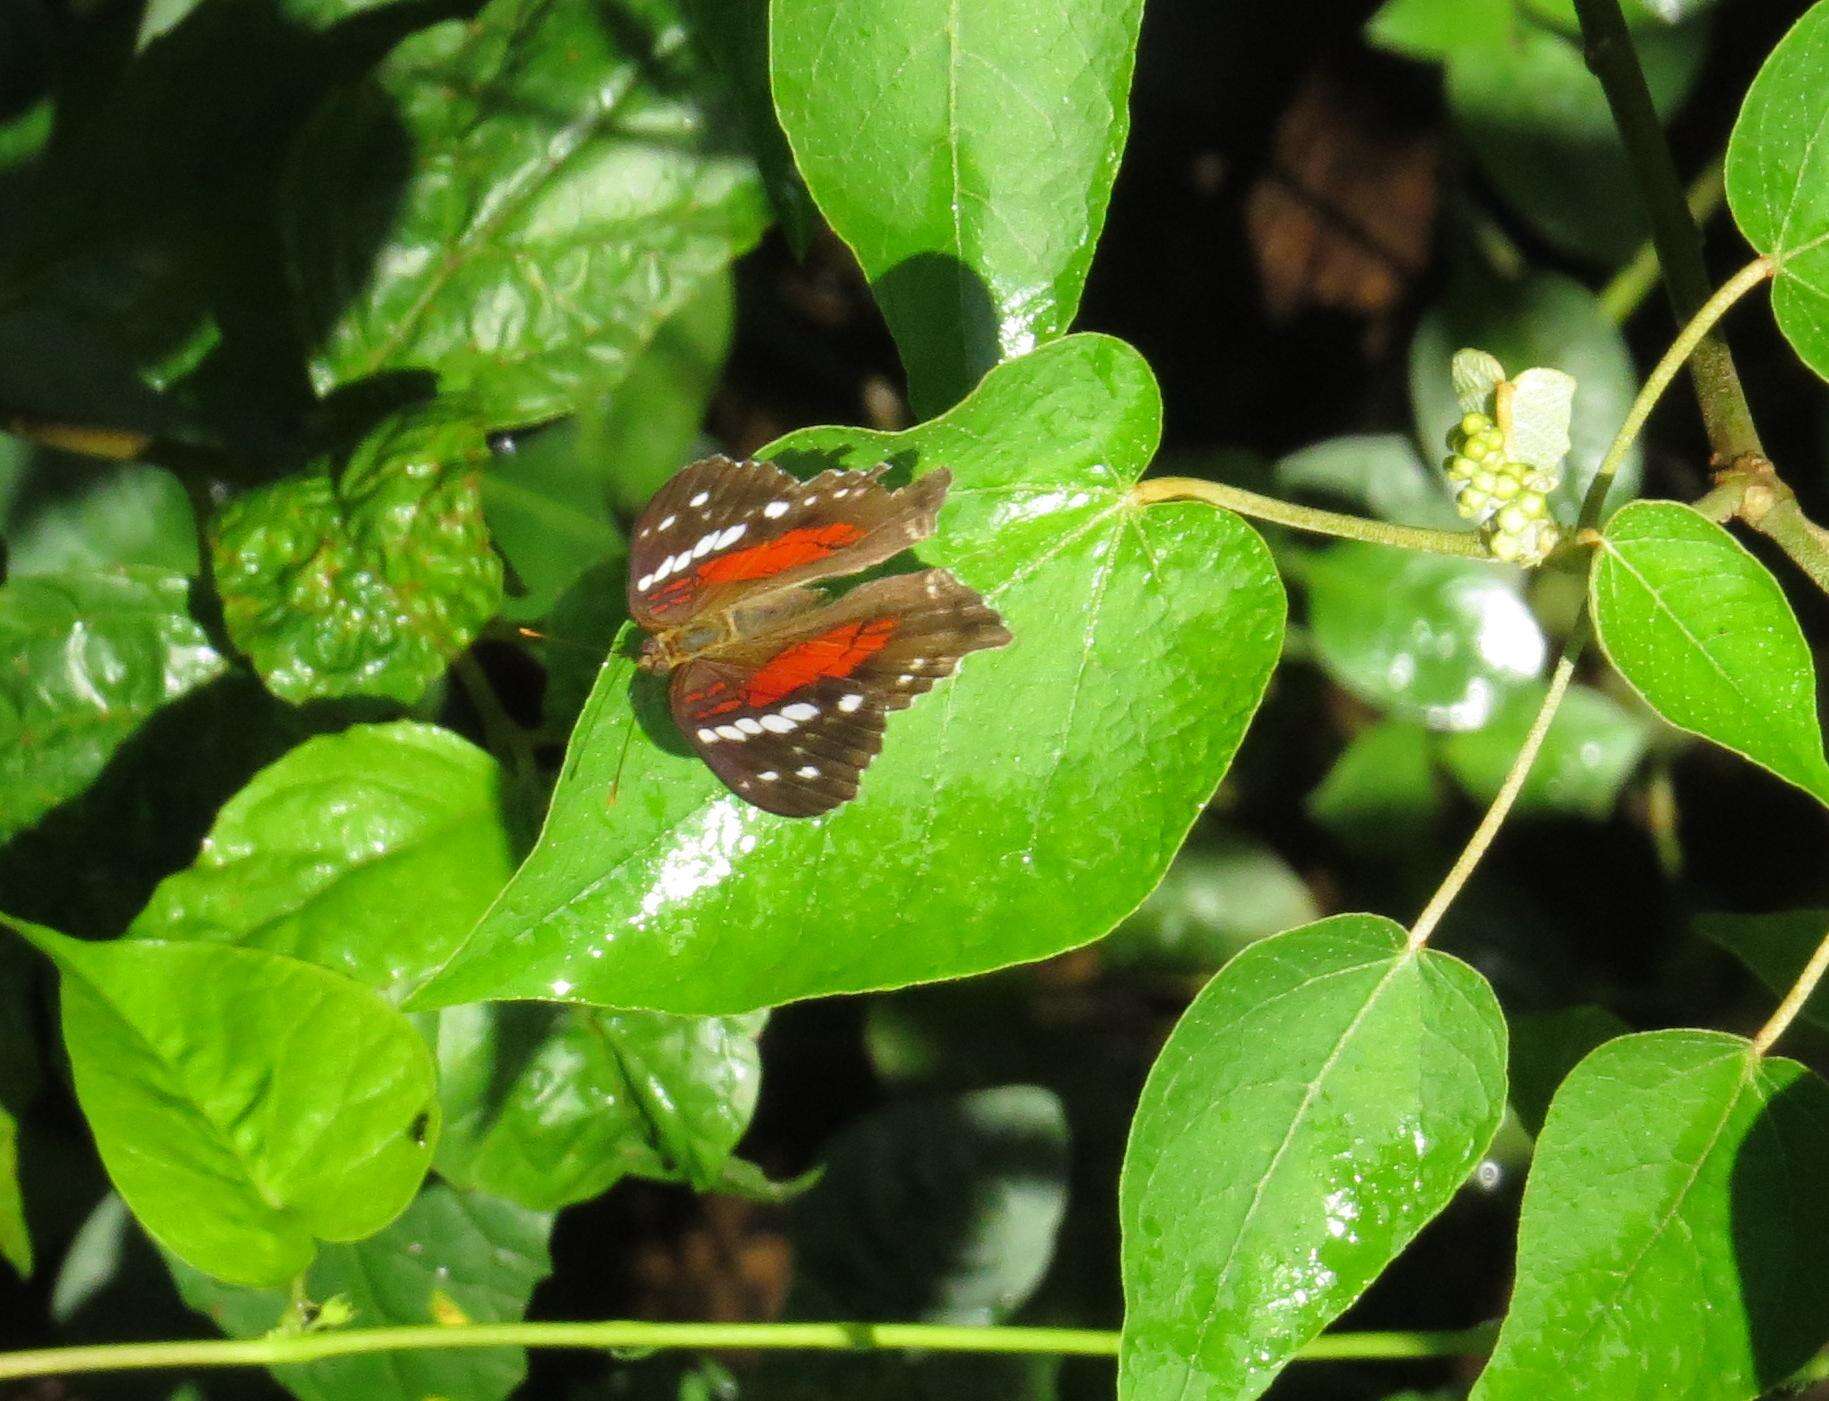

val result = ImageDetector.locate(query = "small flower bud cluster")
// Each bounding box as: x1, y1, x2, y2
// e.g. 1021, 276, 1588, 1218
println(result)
1443, 413, 1561, 566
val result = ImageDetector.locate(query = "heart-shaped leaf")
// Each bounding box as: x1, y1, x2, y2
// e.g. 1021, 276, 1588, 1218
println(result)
1474, 1031, 1829, 1399
129, 722, 517, 1005
1120, 914, 1507, 1400
432, 1002, 765, 1210
169, 1182, 552, 1401
771, 0, 1144, 414
408, 335, 1284, 1015
3, 916, 438, 1287
1590, 501, 1829, 805
0, 568, 225, 842
1, 461, 197, 576
1725, 0, 1829, 382
211, 402, 503, 704
283, 0, 768, 428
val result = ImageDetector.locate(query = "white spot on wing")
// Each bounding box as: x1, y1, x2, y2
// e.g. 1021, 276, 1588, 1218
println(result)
838, 693, 864, 712
758, 770, 779, 781
697, 727, 718, 744
760, 714, 796, 734
689, 491, 709, 507
796, 765, 820, 779
782, 702, 819, 722
736, 717, 763, 735
715, 724, 746, 742
658, 514, 676, 530
692, 532, 718, 559
637, 572, 654, 591
714, 523, 747, 549
764, 500, 790, 519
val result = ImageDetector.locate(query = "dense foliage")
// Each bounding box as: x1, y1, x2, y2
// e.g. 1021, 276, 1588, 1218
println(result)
3, 0, 1829, 1398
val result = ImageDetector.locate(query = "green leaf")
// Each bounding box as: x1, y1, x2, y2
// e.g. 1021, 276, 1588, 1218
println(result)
408, 335, 1285, 1015
1120, 914, 1507, 1400
1697, 909, 1829, 1036
791, 1085, 1069, 1324
1725, 0, 1829, 381
1438, 682, 1651, 818
432, 1002, 765, 1210
0, 568, 225, 842
1306, 721, 1440, 854
129, 722, 516, 1005
3, 916, 438, 1287
0, 459, 197, 576
1446, 23, 1707, 265
1411, 270, 1643, 521
284, 0, 768, 429
1506, 1005, 1630, 1138
771, 0, 1144, 414
1099, 836, 1320, 975
0, 1103, 27, 1276
1590, 501, 1829, 805
1473, 1032, 1829, 1399
1365, 0, 1513, 61
484, 443, 628, 625
1273, 434, 1466, 532
1303, 544, 1544, 731
211, 402, 503, 704
170, 1182, 552, 1401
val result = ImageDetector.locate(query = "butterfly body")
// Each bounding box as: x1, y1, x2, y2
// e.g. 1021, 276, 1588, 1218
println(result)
628, 456, 1010, 817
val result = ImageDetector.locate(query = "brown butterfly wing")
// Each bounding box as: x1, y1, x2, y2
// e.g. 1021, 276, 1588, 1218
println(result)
627, 457, 951, 631
669, 569, 1011, 817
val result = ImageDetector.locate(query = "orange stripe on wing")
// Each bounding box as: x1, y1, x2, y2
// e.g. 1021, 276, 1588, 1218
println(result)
696, 524, 865, 583
744, 617, 897, 708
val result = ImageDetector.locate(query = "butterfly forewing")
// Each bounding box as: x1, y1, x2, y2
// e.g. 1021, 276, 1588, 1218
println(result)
669, 569, 1011, 817
628, 457, 951, 630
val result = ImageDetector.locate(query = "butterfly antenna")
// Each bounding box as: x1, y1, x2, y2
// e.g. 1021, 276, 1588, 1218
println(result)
514, 624, 606, 655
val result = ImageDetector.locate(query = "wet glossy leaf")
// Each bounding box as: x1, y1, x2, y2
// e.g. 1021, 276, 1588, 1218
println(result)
1100, 837, 1319, 975
0, 569, 224, 842
0, 1104, 26, 1276
1474, 1031, 1829, 1399
1506, 1005, 1630, 1138
1273, 434, 1466, 532
772, 0, 1144, 414
284, 0, 768, 429
1725, 0, 1829, 381
170, 1182, 552, 1401
0, 459, 197, 576
1306, 722, 1440, 854
1120, 914, 1507, 1400
409, 335, 1285, 1015
1447, 23, 1706, 265
1303, 544, 1544, 732
792, 1085, 1069, 1324
1697, 909, 1829, 1036
432, 1001, 765, 1210
1439, 682, 1651, 818
129, 722, 516, 1005
1590, 501, 1829, 805
211, 402, 503, 704
1411, 271, 1642, 521
3, 916, 438, 1287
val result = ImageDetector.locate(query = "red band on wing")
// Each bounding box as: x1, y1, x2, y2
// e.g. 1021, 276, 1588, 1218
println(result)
743, 617, 897, 708
696, 524, 865, 584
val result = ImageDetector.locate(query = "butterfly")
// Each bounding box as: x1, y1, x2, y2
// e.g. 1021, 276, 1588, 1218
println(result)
628, 455, 1011, 817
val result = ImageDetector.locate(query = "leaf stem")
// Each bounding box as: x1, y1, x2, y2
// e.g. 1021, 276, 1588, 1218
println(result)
0, 1319, 1499, 1382
1572, 0, 1763, 462
1410, 644, 1582, 948
1132, 478, 1491, 559
1751, 925, 1829, 1055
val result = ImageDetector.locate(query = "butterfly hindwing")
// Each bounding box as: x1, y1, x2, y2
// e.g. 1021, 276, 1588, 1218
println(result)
669, 569, 1011, 816
627, 457, 950, 630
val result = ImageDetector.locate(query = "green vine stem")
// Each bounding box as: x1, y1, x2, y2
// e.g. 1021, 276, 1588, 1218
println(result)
1409, 257, 1773, 947
0, 1320, 1499, 1383
1752, 925, 1829, 1055
1572, 0, 1763, 463
1131, 478, 1491, 558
